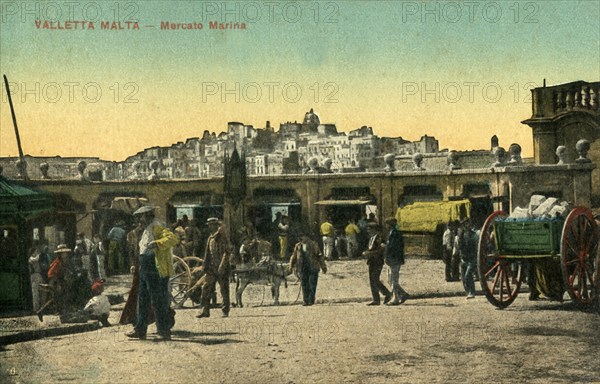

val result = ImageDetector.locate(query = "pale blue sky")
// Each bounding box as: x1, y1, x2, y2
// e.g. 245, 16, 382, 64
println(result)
1, 0, 599, 160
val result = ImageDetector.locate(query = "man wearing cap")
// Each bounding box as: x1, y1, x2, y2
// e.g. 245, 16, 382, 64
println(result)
363, 223, 392, 305
126, 205, 178, 341
385, 217, 409, 305
289, 231, 327, 306
456, 218, 480, 299
196, 217, 232, 318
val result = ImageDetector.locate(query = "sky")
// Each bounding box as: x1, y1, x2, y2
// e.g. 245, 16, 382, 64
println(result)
0, 0, 599, 161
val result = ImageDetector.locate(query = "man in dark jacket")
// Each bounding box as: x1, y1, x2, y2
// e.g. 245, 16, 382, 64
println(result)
289, 231, 327, 306
363, 223, 392, 305
385, 217, 409, 305
456, 218, 480, 299
197, 218, 232, 318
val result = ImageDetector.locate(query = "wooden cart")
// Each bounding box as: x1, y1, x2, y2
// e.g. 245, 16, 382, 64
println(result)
169, 256, 202, 306
478, 207, 600, 309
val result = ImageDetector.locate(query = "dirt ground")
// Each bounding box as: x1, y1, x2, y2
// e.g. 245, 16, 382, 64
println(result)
1, 259, 600, 384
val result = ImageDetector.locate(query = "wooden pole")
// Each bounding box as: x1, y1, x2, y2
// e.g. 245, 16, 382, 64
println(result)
3, 74, 28, 180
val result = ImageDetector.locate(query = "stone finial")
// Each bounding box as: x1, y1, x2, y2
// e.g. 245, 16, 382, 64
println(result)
130, 161, 140, 179
383, 153, 395, 172
323, 158, 333, 173
77, 160, 89, 181
40, 162, 51, 179
307, 157, 319, 174
447, 151, 460, 170
412, 153, 424, 170
556, 145, 567, 165
15, 159, 27, 179
148, 160, 160, 180
507, 143, 522, 165
575, 139, 592, 163
492, 147, 506, 167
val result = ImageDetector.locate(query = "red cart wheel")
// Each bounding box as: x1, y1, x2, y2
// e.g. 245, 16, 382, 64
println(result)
560, 207, 598, 305
477, 211, 522, 309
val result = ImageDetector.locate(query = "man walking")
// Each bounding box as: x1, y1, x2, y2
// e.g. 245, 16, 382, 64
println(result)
363, 223, 392, 305
456, 218, 480, 299
289, 231, 327, 306
320, 216, 335, 261
197, 217, 231, 318
345, 218, 360, 259
126, 205, 178, 341
385, 217, 409, 305
443, 221, 460, 282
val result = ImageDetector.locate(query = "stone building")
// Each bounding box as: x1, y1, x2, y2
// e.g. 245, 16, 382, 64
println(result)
0, 108, 443, 179
521, 80, 600, 202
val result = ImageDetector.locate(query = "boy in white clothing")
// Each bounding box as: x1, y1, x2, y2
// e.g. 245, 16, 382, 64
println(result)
84, 280, 111, 327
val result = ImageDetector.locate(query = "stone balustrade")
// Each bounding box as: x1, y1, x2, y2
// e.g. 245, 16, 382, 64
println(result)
531, 81, 600, 118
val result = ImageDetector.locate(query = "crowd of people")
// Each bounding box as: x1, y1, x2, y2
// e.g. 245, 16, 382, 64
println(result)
29, 241, 110, 325
27, 208, 482, 340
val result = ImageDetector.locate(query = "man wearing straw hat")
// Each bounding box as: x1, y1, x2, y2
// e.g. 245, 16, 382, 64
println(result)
37, 244, 72, 321
125, 205, 178, 341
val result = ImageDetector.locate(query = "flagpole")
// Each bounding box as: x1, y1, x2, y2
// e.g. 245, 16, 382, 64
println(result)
3, 74, 28, 180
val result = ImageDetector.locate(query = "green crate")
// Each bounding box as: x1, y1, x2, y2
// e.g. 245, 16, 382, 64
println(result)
494, 219, 564, 256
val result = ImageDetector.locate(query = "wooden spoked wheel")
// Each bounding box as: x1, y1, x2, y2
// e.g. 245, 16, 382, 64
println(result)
183, 256, 203, 270
477, 211, 522, 309
170, 255, 191, 306
560, 207, 598, 306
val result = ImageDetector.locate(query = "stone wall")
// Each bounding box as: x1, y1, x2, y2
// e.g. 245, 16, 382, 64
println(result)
22, 163, 594, 239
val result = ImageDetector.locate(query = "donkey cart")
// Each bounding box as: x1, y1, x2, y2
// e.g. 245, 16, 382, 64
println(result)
478, 207, 600, 309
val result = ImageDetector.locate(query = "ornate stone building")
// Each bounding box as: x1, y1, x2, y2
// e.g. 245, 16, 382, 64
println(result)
521, 80, 600, 202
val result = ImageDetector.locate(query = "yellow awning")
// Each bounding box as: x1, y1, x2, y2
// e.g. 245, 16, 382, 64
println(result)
395, 199, 471, 232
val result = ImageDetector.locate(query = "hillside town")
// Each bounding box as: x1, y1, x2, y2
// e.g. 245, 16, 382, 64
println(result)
0, 108, 455, 181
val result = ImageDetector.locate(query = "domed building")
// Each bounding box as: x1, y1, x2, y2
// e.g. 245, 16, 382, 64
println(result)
301, 108, 320, 133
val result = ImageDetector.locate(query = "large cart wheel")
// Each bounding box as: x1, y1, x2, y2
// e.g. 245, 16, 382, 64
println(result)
478, 211, 522, 309
560, 207, 598, 306
170, 255, 191, 306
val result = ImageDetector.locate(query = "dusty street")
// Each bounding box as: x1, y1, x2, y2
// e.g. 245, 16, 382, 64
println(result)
1, 260, 600, 384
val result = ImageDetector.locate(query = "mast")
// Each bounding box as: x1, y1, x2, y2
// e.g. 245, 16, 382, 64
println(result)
3, 74, 28, 180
